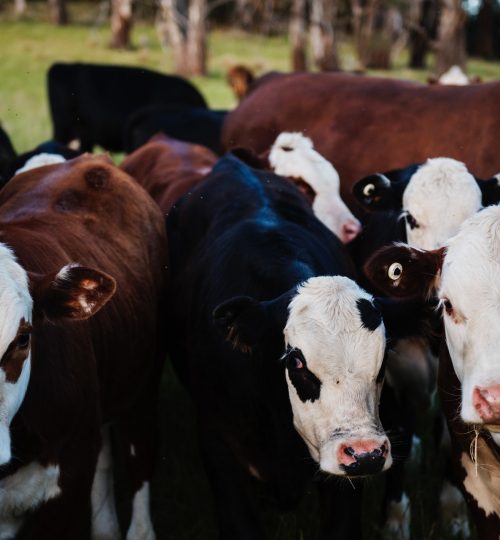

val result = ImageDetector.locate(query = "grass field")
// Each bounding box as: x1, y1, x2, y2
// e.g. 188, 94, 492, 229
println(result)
1, 6, 500, 539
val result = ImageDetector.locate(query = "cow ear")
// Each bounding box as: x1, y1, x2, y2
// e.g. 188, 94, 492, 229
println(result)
476, 176, 500, 207
30, 264, 116, 321
375, 297, 442, 341
364, 244, 444, 299
213, 292, 291, 354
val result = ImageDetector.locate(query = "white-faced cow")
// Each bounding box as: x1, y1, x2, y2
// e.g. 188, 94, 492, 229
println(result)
364, 205, 500, 540
353, 157, 500, 250
166, 153, 428, 539
0, 155, 167, 539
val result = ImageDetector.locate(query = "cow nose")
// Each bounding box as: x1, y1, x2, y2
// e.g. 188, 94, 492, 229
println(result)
341, 219, 362, 243
473, 385, 500, 423
337, 439, 389, 476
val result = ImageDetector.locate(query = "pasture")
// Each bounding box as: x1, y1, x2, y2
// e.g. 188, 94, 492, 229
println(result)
2, 6, 500, 540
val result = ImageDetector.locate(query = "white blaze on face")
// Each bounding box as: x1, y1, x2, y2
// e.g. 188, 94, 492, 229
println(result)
269, 132, 361, 243
437, 206, 500, 426
402, 158, 482, 250
283, 276, 390, 475
15, 153, 66, 176
0, 245, 32, 465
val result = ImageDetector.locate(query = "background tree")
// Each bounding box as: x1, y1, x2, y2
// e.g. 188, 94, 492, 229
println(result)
48, 0, 68, 25
310, 0, 340, 70
14, 0, 26, 16
157, 0, 207, 76
110, 0, 134, 49
434, 0, 466, 75
290, 0, 307, 71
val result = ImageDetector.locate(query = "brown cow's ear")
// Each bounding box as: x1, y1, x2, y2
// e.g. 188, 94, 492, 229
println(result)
30, 264, 116, 321
364, 244, 445, 300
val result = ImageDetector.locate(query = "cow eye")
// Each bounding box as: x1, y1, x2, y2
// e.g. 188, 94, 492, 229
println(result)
443, 299, 453, 315
17, 333, 31, 349
286, 349, 305, 370
363, 183, 375, 197
404, 212, 419, 230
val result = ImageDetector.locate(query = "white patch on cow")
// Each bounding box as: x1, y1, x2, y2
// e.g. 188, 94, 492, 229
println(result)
15, 153, 66, 176
126, 482, 155, 540
439, 479, 470, 538
269, 132, 361, 242
438, 65, 470, 85
402, 157, 482, 250
385, 492, 410, 540
495, 173, 500, 186
438, 206, 500, 422
283, 276, 390, 475
91, 428, 120, 540
0, 462, 61, 537
0, 244, 32, 465
461, 442, 500, 518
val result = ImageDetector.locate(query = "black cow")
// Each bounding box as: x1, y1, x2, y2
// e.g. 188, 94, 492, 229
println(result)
48, 62, 207, 152
0, 125, 16, 183
167, 153, 428, 540
123, 105, 227, 155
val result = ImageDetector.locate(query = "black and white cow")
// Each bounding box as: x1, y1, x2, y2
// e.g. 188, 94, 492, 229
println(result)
167, 153, 428, 539
353, 157, 500, 250
364, 205, 500, 540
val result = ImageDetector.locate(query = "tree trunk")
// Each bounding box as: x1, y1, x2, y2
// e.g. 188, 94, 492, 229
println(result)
235, 0, 254, 30
48, 0, 68, 25
434, 0, 466, 76
408, 0, 426, 67
110, 0, 133, 49
156, 0, 207, 76
14, 0, 26, 16
310, 0, 340, 71
290, 0, 307, 71
476, 0, 494, 59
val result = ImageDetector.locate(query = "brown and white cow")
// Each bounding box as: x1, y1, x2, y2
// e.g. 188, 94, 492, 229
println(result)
364, 205, 500, 539
222, 73, 500, 211
120, 133, 217, 213
0, 154, 167, 539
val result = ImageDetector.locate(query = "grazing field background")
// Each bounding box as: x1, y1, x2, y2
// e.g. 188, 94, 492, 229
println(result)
1, 4, 500, 539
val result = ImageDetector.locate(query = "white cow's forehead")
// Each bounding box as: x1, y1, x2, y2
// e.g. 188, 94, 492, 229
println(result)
0, 245, 32, 357
403, 158, 481, 218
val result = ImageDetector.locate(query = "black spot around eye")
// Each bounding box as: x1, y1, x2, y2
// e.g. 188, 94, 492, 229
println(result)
357, 299, 382, 331
285, 348, 321, 402
443, 299, 453, 315
17, 333, 30, 349
405, 212, 419, 230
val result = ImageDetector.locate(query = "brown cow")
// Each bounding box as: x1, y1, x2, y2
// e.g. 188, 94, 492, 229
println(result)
121, 133, 217, 213
222, 72, 500, 210
0, 155, 167, 539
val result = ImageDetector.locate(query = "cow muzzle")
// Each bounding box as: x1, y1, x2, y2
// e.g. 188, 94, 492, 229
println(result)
473, 385, 500, 424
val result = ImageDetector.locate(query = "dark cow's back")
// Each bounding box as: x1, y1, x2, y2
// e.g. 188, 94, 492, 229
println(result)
222, 73, 500, 209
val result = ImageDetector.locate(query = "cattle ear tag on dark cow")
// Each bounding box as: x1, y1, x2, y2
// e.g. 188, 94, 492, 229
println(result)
30, 264, 116, 321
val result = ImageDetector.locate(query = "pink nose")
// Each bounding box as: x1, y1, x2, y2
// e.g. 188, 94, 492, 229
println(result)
337, 438, 390, 467
341, 220, 362, 243
473, 385, 500, 423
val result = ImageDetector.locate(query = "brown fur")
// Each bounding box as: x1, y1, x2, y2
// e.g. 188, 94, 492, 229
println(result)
1, 155, 167, 538
227, 65, 255, 101
121, 133, 217, 213
222, 73, 500, 210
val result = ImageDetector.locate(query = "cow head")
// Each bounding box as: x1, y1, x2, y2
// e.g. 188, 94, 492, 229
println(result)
0, 246, 115, 465
364, 206, 500, 437
269, 133, 361, 243
353, 158, 500, 251
214, 275, 394, 477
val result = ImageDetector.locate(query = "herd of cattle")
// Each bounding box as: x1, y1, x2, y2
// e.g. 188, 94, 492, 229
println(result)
0, 61, 500, 540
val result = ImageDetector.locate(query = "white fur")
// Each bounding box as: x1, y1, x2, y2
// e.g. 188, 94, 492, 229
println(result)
437, 206, 500, 424
0, 462, 61, 538
438, 66, 470, 86
284, 276, 390, 475
269, 132, 361, 242
15, 153, 66, 176
402, 157, 482, 250
126, 482, 155, 540
385, 492, 411, 540
91, 428, 120, 540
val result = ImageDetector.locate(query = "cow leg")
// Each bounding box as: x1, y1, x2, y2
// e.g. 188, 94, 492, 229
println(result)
199, 427, 265, 540
91, 426, 121, 540
317, 479, 364, 540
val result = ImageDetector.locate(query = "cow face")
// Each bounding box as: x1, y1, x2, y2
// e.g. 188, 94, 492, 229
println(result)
214, 276, 391, 477
269, 133, 361, 243
0, 246, 115, 465
365, 206, 500, 435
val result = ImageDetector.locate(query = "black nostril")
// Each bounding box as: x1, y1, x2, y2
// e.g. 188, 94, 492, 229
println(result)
380, 444, 386, 454
372, 447, 382, 457
344, 446, 355, 456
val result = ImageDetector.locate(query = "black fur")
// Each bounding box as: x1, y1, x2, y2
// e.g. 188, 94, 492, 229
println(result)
356, 298, 382, 331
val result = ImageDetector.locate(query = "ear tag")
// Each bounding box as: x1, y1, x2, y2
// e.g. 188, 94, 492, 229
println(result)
388, 262, 403, 281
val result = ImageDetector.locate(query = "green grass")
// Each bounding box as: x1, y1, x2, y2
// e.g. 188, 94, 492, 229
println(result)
1, 8, 498, 538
